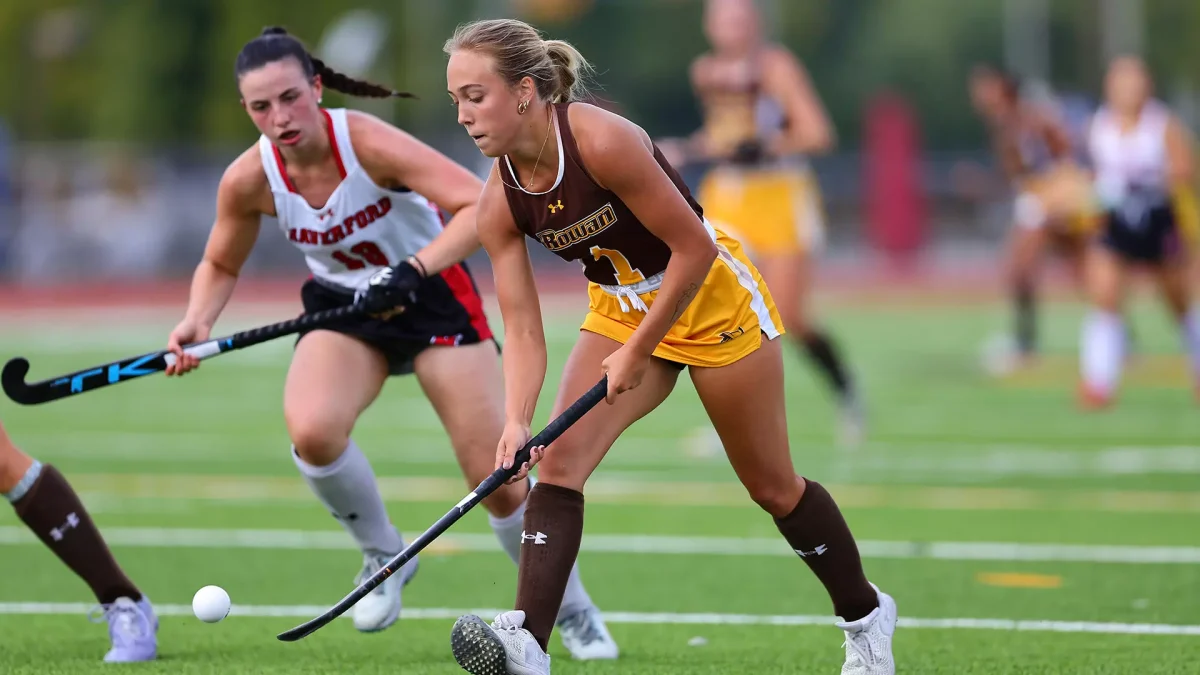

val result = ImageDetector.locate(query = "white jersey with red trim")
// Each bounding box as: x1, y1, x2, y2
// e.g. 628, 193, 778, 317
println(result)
1088, 99, 1172, 211
258, 107, 445, 291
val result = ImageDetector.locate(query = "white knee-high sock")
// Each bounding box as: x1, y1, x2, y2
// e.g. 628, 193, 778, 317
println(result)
1182, 308, 1200, 381
1081, 310, 1124, 395
489, 477, 594, 621
293, 441, 403, 556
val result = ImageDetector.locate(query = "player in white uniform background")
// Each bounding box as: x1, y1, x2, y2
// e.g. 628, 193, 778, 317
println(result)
1079, 55, 1200, 408
163, 27, 618, 659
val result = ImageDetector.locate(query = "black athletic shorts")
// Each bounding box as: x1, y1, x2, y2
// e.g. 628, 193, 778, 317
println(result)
1099, 203, 1183, 264
297, 262, 495, 376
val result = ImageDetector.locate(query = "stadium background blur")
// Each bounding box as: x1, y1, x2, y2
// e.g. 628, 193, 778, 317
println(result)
0, 0, 1196, 283
2, 1, 1200, 674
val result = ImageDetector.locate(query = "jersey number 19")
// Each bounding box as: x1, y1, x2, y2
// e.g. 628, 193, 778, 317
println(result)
332, 241, 390, 270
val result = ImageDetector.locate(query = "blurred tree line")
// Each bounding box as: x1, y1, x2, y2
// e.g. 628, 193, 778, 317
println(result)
0, 0, 1196, 151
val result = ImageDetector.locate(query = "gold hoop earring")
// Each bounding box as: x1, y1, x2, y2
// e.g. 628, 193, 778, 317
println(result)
517, 100, 530, 115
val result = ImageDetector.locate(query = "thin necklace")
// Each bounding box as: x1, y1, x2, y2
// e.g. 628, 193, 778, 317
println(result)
501, 106, 554, 192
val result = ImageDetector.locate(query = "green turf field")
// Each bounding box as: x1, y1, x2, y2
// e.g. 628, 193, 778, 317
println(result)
2, 295, 1199, 674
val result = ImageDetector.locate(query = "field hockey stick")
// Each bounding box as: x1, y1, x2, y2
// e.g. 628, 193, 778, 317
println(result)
276, 375, 609, 642
2, 303, 365, 406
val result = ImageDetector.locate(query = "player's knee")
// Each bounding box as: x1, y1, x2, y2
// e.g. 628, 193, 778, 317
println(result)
451, 432, 501, 479
287, 416, 351, 466
0, 444, 35, 494
482, 479, 529, 518
744, 474, 804, 519
533, 444, 588, 492
1088, 282, 1121, 312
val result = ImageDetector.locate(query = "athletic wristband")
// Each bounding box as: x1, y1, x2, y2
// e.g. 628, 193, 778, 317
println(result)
408, 255, 429, 278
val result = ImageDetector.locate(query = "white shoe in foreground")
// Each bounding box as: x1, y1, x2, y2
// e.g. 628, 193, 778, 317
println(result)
557, 606, 618, 660
451, 610, 551, 675
351, 550, 419, 633
836, 585, 897, 675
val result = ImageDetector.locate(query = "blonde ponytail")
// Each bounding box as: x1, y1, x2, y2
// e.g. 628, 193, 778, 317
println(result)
543, 39, 593, 103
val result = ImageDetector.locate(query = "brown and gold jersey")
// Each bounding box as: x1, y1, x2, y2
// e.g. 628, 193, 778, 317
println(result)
500, 103, 704, 287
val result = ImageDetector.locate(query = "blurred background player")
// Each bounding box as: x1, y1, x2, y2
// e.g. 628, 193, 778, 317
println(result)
665, 0, 864, 444
0, 418, 157, 662
444, 18, 895, 675
163, 27, 615, 658
969, 63, 1099, 373
1079, 55, 1200, 408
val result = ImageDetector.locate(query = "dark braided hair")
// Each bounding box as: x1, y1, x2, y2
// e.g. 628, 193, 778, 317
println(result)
235, 26, 415, 99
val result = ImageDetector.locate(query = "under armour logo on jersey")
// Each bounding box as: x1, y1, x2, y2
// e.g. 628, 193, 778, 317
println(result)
794, 544, 828, 558
548, 199, 564, 213
49, 512, 80, 542
318, 208, 335, 221
521, 531, 548, 545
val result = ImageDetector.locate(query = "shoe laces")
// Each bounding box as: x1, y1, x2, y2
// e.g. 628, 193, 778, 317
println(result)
492, 612, 525, 633
559, 608, 605, 646
842, 628, 877, 668
88, 600, 149, 647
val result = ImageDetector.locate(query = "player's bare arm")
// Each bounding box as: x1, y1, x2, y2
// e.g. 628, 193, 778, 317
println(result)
478, 171, 548, 430
1165, 115, 1196, 185
570, 103, 718, 359
994, 130, 1028, 181
762, 46, 835, 155
349, 111, 484, 277
166, 148, 268, 373
1035, 108, 1074, 162
193, 149, 270, 322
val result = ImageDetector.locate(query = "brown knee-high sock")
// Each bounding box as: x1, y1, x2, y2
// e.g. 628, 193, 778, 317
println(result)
514, 482, 585, 651
12, 464, 141, 605
774, 478, 878, 622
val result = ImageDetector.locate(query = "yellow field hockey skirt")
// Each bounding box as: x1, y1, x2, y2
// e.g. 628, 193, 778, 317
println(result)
580, 220, 785, 368
697, 163, 825, 256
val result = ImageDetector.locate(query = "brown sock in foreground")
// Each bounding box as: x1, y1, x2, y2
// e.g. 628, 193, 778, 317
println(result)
775, 478, 879, 622
13, 464, 142, 605
514, 481, 585, 650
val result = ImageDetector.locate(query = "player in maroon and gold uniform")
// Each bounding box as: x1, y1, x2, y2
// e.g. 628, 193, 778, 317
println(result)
443, 18, 897, 675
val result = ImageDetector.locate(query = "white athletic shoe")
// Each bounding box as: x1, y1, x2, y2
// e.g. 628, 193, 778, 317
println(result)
836, 584, 897, 675
837, 385, 867, 449
351, 550, 419, 633
557, 606, 619, 660
451, 610, 551, 675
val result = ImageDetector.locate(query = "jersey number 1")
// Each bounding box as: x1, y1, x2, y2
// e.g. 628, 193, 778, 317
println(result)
332, 241, 389, 270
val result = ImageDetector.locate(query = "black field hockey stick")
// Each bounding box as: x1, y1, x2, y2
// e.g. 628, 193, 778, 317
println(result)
276, 376, 609, 642
2, 303, 365, 405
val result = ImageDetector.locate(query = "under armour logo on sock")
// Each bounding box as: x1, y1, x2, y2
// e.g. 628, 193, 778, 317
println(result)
49, 512, 80, 542
521, 531, 548, 545
794, 544, 827, 558
332, 512, 359, 522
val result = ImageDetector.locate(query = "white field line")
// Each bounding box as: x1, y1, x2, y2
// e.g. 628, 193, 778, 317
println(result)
0, 602, 1196, 636
1, 526, 1199, 564
53, 473, 1200, 513
21, 429, 1200, 478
